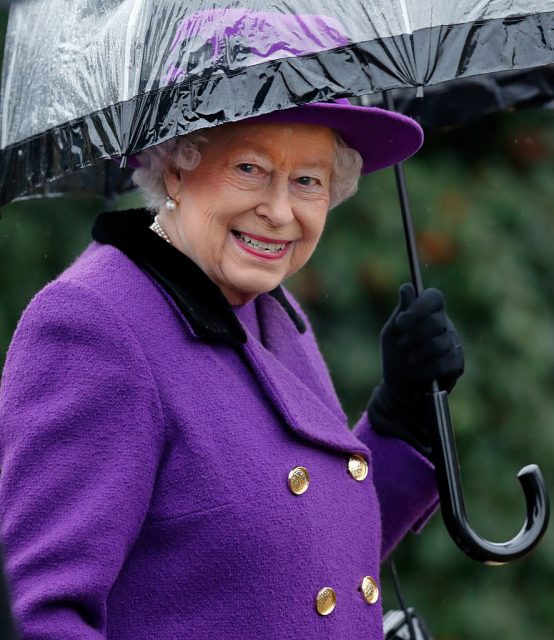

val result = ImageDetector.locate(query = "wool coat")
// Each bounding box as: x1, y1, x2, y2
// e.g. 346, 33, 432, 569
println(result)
0, 210, 438, 640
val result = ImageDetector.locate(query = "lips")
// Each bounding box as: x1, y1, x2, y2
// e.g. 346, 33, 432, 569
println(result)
231, 230, 291, 260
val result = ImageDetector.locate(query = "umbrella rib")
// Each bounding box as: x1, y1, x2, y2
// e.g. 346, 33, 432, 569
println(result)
122, 0, 147, 101
398, 0, 413, 35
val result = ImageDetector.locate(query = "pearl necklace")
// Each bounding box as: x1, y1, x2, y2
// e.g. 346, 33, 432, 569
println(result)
150, 215, 172, 245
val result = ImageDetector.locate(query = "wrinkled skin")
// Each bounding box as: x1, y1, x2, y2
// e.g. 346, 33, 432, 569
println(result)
161, 121, 335, 305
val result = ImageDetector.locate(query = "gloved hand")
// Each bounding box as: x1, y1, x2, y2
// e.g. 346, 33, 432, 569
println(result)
368, 283, 464, 455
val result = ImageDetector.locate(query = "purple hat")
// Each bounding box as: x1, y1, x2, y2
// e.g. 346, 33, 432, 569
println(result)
127, 99, 422, 174
248, 98, 423, 175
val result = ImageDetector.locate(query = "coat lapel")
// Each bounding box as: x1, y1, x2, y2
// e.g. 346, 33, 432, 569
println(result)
240, 296, 369, 457
257, 294, 345, 421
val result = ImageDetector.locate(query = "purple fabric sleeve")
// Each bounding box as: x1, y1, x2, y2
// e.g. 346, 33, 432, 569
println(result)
353, 413, 439, 560
0, 281, 165, 639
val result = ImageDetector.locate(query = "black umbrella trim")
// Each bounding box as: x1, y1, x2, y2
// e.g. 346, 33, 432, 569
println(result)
1, 10, 553, 206
369, 66, 554, 131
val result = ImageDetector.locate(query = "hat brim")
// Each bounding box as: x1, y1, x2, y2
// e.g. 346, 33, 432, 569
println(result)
249, 100, 423, 175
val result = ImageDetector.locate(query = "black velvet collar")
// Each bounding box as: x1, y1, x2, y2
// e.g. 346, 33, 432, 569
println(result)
92, 209, 306, 345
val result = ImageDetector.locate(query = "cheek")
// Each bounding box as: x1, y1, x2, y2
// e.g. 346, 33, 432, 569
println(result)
303, 207, 328, 245
291, 206, 328, 266
215, 190, 261, 230
176, 209, 226, 264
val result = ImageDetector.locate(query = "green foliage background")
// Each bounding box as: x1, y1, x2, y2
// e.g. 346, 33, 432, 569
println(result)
1, 9, 553, 639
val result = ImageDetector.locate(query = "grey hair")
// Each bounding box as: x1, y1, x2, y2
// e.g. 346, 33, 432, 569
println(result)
329, 134, 363, 208
132, 131, 209, 212
132, 128, 363, 212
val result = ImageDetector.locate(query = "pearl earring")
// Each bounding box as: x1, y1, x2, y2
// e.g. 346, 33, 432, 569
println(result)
165, 196, 177, 211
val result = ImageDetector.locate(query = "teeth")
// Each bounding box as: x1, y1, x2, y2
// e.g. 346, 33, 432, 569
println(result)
238, 232, 286, 252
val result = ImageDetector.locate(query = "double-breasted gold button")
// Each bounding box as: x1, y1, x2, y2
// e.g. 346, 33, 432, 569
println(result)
316, 587, 336, 615
288, 466, 310, 495
348, 454, 368, 481
360, 576, 379, 605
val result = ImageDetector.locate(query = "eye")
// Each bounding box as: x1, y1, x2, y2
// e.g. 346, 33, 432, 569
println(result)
238, 163, 259, 174
296, 176, 320, 187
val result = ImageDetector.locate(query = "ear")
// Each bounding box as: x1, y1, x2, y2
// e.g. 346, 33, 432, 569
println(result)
163, 166, 183, 201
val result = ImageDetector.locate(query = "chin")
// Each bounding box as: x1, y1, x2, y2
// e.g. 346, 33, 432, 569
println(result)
228, 276, 283, 301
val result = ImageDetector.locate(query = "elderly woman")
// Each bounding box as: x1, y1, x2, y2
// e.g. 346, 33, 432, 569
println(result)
0, 99, 463, 640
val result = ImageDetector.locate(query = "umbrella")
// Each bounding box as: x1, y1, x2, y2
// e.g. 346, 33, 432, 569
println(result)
0, 1, 550, 564
3, 1, 553, 204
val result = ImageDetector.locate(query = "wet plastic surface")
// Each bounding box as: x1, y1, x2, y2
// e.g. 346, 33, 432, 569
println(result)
1, 0, 553, 203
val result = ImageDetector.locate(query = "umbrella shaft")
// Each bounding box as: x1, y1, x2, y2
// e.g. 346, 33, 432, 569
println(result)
382, 92, 424, 295
391, 161, 423, 295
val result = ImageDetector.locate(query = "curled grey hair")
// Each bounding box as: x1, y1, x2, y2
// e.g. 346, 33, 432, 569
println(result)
132, 128, 363, 211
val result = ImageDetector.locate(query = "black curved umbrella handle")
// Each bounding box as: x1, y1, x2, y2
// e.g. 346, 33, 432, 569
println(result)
427, 390, 550, 564
383, 90, 550, 563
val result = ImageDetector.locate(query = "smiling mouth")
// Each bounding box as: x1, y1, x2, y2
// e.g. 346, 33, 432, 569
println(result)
231, 230, 290, 254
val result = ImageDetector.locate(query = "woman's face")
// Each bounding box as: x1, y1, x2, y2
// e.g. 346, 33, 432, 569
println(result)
162, 121, 335, 305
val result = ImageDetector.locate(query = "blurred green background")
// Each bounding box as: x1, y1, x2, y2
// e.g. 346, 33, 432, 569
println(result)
1, 9, 554, 640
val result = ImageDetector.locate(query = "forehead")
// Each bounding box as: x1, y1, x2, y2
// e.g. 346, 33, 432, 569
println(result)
207, 121, 336, 165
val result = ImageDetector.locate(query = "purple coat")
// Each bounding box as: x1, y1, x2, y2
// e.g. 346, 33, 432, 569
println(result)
0, 210, 438, 639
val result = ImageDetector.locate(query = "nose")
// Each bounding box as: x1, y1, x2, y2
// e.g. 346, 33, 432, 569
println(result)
255, 179, 295, 227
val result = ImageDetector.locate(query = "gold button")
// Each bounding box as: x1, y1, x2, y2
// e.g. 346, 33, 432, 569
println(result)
316, 587, 336, 615
288, 466, 310, 495
360, 576, 379, 605
348, 454, 368, 481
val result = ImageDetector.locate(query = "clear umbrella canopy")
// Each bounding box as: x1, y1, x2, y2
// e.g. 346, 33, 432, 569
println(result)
1, 0, 554, 205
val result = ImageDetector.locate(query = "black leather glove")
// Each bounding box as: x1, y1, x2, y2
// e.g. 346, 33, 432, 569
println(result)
368, 283, 464, 455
